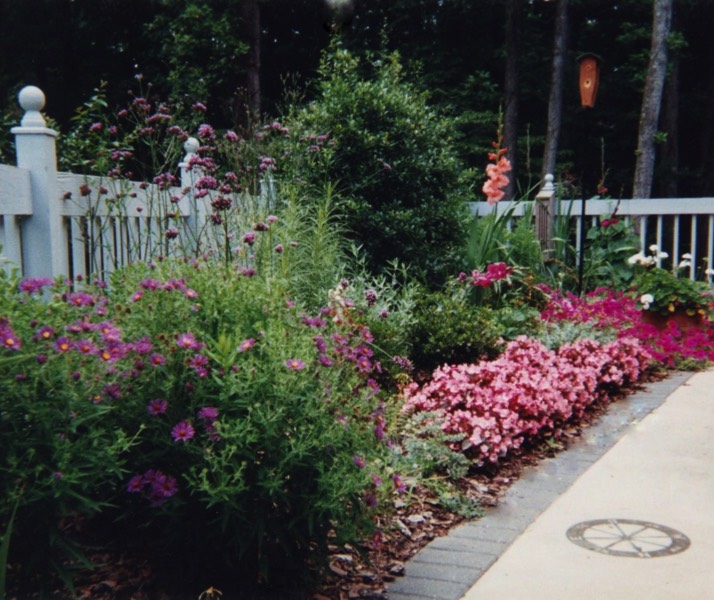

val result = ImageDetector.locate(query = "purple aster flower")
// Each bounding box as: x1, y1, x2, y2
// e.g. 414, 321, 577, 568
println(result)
392, 474, 406, 494
75, 339, 98, 355
243, 232, 257, 246
313, 336, 327, 353
133, 337, 154, 355
356, 357, 373, 373
18, 277, 53, 295
318, 354, 334, 367
147, 399, 168, 415
284, 358, 306, 371
34, 325, 56, 341
139, 279, 161, 290
127, 475, 144, 493
392, 355, 414, 371
364, 289, 378, 307
188, 353, 209, 377
171, 420, 195, 443
1, 327, 21, 351
66, 292, 95, 307
154, 474, 178, 498
353, 455, 366, 469
238, 338, 255, 352
197, 406, 219, 422
149, 353, 166, 367
54, 337, 73, 353
176, 332, 201, 350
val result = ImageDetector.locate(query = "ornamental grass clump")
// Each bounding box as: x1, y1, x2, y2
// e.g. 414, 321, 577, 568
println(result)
401, 336, 651, 466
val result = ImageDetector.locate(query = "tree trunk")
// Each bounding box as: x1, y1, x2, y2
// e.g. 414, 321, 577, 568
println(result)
632, 0, 673, 199
660, 41, 679, 197
542, 0, 569, 182
236, 0, 261, 131
503, 0, 520, 200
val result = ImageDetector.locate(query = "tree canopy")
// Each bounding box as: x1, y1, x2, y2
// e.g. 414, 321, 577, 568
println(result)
1, 0, 713, 197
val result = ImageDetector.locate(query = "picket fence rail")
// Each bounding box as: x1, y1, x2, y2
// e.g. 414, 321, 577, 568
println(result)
3, 86, 714, 283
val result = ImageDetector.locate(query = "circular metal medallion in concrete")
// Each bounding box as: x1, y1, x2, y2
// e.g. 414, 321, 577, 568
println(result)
566, 518, 690, 558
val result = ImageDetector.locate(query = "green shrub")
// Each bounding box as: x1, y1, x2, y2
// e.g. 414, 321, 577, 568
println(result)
281, 44, 470, 285
409, 287, 503, 373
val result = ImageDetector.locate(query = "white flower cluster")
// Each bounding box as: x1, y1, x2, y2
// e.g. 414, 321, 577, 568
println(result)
628, 245, 668, 267
639, 293, 654, 310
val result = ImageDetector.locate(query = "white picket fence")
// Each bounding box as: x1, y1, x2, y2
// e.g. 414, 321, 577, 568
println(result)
3, 85, 714, 283
474, 178, 714, 281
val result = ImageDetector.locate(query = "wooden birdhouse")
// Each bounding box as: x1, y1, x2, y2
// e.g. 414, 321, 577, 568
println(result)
577, 53, 602, 108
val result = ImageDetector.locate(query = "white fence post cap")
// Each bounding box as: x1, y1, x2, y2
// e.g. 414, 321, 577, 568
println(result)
183, 137, 200, 159
542, 173, 554, 193
18, 86, 47, 127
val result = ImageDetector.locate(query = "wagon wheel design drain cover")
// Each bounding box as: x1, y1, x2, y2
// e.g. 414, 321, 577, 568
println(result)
566, 519, 690, 558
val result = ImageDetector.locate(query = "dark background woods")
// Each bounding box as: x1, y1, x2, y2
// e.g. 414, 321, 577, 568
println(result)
1, 0, 713, 198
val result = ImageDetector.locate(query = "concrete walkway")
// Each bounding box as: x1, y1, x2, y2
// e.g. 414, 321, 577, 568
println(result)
387, 369, 714, 600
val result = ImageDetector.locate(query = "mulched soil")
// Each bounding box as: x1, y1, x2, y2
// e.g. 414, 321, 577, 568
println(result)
7, 372, 666, 600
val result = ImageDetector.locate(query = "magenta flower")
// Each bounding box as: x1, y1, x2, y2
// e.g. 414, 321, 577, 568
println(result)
1, 327, 21, 351
392, 474, 406, 494
33, 325, 56, 341
75, 339, 98, 355
66, 292, 95, 307
139, 279, 161, 290
127, 475, 144, 493
154, 474, 178, 498
147, 399, 168, 415
353, 455, 366, 469
197, 406, 219, 422
54, 337, 72, 353
238, 338, 255, 352
318, 354, 334, 367
284, 358, 306, 371
176, 332, 201, 350
243, 232, 257, 246
171, 420, 195, 443
18, 277, 53, 294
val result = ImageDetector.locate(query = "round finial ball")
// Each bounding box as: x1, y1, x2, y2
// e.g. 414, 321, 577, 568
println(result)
184, 137, 200, 154
18, 86, 46, 112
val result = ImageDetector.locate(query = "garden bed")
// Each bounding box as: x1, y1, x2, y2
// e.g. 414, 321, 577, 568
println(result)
10, 371, 660, 600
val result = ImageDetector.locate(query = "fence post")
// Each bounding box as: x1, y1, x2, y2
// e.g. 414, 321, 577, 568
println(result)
179, 137, 207, 253
535, 173, 555, 254
10, 86, 66, 280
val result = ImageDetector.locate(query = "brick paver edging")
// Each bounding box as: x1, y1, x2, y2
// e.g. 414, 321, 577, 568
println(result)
386, 371, 694, 600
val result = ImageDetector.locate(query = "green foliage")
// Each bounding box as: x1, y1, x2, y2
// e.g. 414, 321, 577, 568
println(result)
145, 1, 248, 108
632, 265, 711, 316
397, 412, 470, 481
583, 216, 640, 291
285, 44, 470, 285
409, 286, 503, 373
536, 319, 618, 351
0, 272, 138, 592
